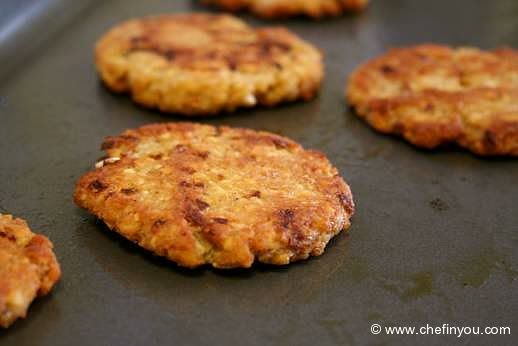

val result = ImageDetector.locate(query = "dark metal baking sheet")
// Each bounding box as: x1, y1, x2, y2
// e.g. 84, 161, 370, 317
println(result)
0, 0, 517, 345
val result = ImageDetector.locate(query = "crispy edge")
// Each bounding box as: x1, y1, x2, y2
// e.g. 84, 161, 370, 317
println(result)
74, 123, 355, 268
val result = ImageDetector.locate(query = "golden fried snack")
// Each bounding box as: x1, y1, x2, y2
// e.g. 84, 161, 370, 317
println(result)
346, 44, 518, 156
203, 0, 368, 18
0, 214, 61, 328
74, 123, 354, 269
95, 14, 323, 116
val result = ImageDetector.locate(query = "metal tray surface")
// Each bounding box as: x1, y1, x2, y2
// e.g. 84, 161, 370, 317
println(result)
0, 0, 517, 345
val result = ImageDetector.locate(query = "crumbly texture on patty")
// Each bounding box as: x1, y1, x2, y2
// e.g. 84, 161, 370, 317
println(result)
95, 14, 323, 116
0, 214, 61, 328
74, 123, 354, 269
202, 0, 368, 18
346, 44, 518, 156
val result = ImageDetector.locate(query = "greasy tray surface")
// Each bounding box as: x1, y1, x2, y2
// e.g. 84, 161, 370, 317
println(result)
0, 0, 517, 345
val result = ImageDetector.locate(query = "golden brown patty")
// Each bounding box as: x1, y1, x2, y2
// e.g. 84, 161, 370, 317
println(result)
0, 214, 61, 328
74, 123, 354, 269
346, 44, 518, 156
203, 0, 368, 18
95, 14, 323, 116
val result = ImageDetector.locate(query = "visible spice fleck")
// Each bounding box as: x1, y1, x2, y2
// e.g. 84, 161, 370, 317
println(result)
180, 181, 204, 189
196, 151, 209, 159
483, 131, 497, 150
213, 217, 228, 224
279, 209, 295, 228
130, 36, 146, 45
227, 57, 238, 70
272, 137, 290, 149
259, 41, 291, 55
180, 166, 196, 174
337, 193, 354, 214
0, 231, 16, 241
89, 180, 107, 192
184, 207, 205, 227
164, 50, 176, 60
380, 64, 396, 74
101, 140, 115, 150
179, 181, 190, 188
195, 199, 210, 210
121, 188, 137, 195
247, 190, 261, 198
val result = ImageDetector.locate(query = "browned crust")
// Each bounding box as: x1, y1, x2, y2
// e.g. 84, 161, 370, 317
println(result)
346, 44, 518, 156
0, 214, 61, 328
203, 0, 368, 19
74, 123, 354, 269
95, 14, 323, 115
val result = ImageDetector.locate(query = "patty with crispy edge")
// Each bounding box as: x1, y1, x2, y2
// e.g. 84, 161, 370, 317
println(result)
346, 44, 518, 156
95, 14, 323, 116
203, 0, 368, 19
0, 214, 61, 328
74, 123, 354, 269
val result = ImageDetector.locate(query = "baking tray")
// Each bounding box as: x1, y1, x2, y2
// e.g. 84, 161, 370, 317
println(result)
0, 0, 517, 345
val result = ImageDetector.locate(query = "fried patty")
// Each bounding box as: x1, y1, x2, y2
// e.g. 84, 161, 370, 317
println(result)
203, 0, 368, 18
74, 123, 354, 269
95, 14, 323, 116
0, 214, 61, 328
346, 44, 518, 156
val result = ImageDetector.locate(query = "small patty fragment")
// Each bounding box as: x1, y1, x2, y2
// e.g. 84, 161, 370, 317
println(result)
74, 122, 355, 269
0, 214, 61, 328
346, 44, 518, 156
95, 14, 323, 116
